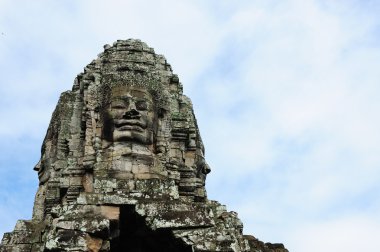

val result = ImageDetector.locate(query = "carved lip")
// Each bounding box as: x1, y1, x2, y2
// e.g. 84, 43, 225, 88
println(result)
115, 119, 146, 132
38, 171, 44, 179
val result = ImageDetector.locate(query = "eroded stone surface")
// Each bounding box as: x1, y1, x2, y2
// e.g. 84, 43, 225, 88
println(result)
0, 39, 288, 252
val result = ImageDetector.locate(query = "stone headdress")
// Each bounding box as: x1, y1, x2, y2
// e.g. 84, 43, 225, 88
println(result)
33, 39, 209, 221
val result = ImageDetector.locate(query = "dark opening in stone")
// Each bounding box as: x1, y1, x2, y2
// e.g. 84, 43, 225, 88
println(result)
110, 205, 192, 252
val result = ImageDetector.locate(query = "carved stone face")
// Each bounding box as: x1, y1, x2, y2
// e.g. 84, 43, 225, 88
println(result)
104, 86, 155, 145
34, 159, 50, 185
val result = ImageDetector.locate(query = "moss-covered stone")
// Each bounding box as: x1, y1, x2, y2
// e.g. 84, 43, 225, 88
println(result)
0, 39, 287, 252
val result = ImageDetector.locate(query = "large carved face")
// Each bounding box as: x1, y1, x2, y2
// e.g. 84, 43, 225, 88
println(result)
103, 86, 155, 145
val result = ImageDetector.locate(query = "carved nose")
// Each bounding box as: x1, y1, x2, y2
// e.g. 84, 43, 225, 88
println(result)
123, 109, 141, 119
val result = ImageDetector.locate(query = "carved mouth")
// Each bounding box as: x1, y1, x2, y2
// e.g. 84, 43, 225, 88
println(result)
115, 119, 146, 132
37, 166, 47, 180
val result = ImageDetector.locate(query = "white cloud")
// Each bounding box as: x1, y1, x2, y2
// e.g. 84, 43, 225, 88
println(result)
288, 214, 380, 252
197, 0, 380, 250
1, 0, 380, 251
75, 0, 225, 89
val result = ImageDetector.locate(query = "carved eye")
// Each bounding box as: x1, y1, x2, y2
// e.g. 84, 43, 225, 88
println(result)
136, 100, 148, 110
111, 103, 126, 109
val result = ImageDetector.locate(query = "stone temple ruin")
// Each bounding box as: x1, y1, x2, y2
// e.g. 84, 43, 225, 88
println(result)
0, 39, 288, 252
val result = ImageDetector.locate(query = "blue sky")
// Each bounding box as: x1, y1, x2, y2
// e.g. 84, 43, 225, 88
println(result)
1, 0, 380, 251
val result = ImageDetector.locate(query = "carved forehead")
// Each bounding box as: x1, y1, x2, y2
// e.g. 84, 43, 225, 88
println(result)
110, 86, 153, 101
98, 73, 171, 111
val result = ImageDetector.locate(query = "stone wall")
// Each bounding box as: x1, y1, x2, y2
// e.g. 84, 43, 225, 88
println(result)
0, 39, 288, 252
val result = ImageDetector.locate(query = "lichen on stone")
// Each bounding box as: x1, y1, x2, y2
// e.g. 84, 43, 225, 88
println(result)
0, 39, 288, 252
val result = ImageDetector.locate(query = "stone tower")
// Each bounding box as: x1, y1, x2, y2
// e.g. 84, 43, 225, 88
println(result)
0, 39, 288, 252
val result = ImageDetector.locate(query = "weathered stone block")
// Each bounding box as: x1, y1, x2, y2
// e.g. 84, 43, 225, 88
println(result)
0, 244, 32, 252
1, 39, 287, 252
100, 206, 119, 220
0, 233, 12, 245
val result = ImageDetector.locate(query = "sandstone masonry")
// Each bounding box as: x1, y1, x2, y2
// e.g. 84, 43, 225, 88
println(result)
0, 39, 288, 252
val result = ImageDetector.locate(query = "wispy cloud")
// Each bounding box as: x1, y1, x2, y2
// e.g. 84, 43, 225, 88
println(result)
1, 1, 380, 251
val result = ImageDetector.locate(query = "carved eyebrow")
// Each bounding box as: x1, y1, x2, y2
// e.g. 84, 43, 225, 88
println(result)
136, 100, 148, 107
111, 97, 125, 102
111, 100, 127, 107
117, 96, 132, 101
136, 98, 151, 103
110, 96, 132, 103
